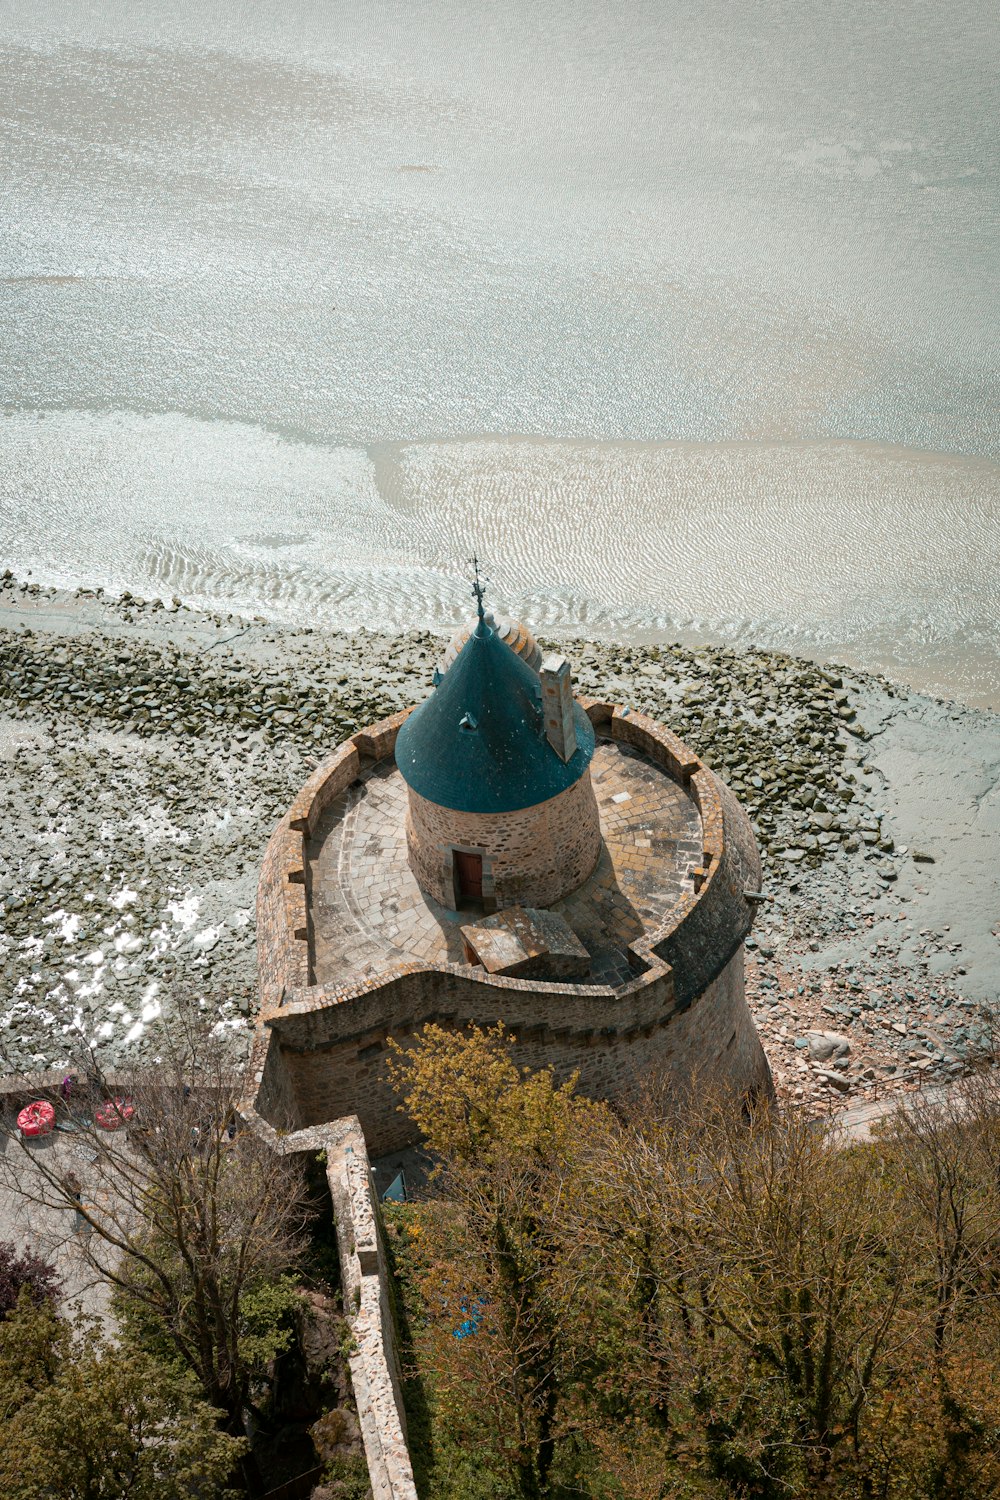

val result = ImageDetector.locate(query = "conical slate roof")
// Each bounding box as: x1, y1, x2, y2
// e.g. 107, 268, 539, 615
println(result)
395, 621, 595, 815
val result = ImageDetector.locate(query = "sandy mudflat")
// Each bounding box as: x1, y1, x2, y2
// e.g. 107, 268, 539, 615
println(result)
0, 574, 997, 1111
4, 418, 998, 711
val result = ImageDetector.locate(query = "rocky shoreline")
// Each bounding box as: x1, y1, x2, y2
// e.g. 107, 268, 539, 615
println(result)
1, 572, 997, 1111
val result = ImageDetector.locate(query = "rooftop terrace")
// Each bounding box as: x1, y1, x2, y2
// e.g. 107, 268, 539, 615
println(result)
306, 738, 703, 991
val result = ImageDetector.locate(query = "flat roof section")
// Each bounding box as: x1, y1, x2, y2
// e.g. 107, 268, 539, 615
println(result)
461, 907, 590, 979
307, 739, 703, 992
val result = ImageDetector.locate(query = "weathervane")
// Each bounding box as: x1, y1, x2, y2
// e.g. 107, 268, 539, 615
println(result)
470, 555, 489, 625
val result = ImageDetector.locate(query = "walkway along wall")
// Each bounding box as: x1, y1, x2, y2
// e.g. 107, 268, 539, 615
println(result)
242, 1110, 418, 1500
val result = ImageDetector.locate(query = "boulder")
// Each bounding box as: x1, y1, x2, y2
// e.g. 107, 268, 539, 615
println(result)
805, 1030, 851, 1063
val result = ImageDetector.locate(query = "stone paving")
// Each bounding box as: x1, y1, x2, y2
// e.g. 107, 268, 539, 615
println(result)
0, 1121, 113, 1325
309, 739, 703, 989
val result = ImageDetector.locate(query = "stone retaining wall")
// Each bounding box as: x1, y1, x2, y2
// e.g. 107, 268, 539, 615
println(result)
250, 942, 764, 1154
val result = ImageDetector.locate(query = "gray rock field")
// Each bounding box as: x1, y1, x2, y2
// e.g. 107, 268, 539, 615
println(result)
1, 571, 997, 1110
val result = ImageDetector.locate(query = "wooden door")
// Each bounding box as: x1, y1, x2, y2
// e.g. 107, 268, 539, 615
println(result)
454, 850, 483, 902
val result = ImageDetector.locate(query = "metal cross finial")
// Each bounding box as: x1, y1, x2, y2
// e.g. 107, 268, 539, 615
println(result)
470, 555, 488, 625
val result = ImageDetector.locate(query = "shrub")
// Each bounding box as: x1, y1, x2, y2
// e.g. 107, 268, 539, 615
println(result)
0, 1243, 59, 1319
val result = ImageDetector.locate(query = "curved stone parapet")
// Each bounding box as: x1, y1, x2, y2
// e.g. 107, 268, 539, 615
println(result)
579, 702, 761, 1003
252, 694, 772, 1146
257, 821, 310, 1008
255, 702, 762, 1015
248, 946, 769, 1155
656, 775, 761, 1007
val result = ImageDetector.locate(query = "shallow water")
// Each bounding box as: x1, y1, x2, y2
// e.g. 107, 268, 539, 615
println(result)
1, 1, 998, 702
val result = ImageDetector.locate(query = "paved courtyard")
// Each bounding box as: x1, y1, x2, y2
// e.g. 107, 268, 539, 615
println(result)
0, 1119, 113, 1324
309, 739, 703, 989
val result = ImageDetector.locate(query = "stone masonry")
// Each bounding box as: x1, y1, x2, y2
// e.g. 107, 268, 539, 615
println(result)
404, 771, 603, 913
249, 696, 771, 1151
245, 687, 772, 1499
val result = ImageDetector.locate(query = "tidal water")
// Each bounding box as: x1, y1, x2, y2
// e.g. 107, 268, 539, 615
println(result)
1, 1, 998, 703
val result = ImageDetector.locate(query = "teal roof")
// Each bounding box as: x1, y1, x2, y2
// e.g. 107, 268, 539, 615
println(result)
395, 622, 595, 815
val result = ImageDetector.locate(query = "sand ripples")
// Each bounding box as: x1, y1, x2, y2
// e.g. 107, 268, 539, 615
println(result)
1, 410, 997, 705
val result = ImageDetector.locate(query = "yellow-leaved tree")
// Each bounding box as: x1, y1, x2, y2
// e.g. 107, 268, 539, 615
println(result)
388, 1022, 611, 1499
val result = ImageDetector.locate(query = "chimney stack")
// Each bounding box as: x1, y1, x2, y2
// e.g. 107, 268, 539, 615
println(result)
540, 654, 578, 762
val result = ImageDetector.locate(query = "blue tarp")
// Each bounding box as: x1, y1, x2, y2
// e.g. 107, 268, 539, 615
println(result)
452, 1298, 487, 1339
382, 1171, 407, 1203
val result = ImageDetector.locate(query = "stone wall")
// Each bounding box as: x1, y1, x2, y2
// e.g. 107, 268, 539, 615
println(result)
253, 696, 772, 1155
325, 1120, 417, 1500
256, 821, 310, 1011
238, 1107, 417, 1500
404, 771, 603, 911
250, 936, 767, 1154
588, 699, 700, 782
247, 1016, 297, 1130
656, 776, 763, 1006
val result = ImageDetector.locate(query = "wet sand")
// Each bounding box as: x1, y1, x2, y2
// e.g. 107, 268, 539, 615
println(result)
4, 417, 998, 709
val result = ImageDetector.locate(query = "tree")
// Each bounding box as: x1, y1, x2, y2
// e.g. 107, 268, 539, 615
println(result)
0, 1293, 244, 1500
1, 1005, 313, 1445
881, 1074, 1000, 1356
859, 1073, 1000, 1499
553, 1082, 931, 1494
388, 1023, 611, 1499
386, 1028, 1000, 1500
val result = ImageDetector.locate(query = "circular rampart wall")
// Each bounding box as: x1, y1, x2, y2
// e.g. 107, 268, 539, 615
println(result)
250, 700, 772, 1147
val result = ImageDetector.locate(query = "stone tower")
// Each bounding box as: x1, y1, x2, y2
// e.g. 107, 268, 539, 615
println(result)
394, 614, 602, 912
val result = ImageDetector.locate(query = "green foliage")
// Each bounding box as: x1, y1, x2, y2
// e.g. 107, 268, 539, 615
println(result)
387, 1026, 1000, 1500
117, 1264, 304, 1411
323, 1450, 374, 1500
237, 1274, 303, 1371
311, 1409, 371, 1497
6, 1009, 314, 1437
0, 1295, 244, 1500
387, 1022, 603, 1172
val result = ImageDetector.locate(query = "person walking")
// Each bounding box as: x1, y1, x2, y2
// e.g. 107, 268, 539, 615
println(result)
64, 1170, 88, 1234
